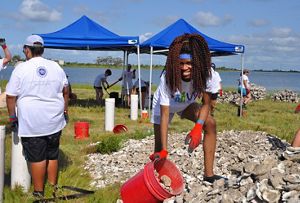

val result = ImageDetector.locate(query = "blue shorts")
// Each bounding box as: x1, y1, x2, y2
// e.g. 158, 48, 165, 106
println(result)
238, 87, 247, 96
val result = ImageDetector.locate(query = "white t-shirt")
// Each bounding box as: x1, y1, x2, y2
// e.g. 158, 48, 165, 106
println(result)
239, 74, 250, 89
207, 69, 222, 94
152, 73, 205, 116
94, 73, 106, 88
0, 58, 7, 71
122, 70, 134, 90
6, 57, 68, 137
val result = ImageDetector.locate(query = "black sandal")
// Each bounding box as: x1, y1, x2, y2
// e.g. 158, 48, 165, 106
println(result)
203, 175, 228, 184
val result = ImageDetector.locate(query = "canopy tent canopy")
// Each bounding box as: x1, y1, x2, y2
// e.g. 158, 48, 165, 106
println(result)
140, 18, 244, 56
37, 15, 139, 50
36, 15, 143, 112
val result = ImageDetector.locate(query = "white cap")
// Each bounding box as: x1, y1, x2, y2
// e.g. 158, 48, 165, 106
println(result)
25, 35, 44, 47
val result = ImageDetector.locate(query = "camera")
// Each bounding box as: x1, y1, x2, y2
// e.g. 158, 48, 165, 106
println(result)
0, 38, 6, 46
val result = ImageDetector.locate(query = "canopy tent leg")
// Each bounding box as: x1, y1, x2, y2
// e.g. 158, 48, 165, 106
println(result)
137, 45, 142, 115
148, 46, 153, 118
239, 53, 245, 117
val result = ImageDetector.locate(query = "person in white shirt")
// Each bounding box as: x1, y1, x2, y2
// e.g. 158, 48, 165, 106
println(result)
0, 38, 11, 71
120, 64, 136, 107
238, 69, 251, 107
208, 63, 222, 115
6, 35, 69, 198
150, 33, 227, 184
93, 69, 112, 105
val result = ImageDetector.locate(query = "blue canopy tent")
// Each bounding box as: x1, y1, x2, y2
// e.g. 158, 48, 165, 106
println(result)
38, 15, 139, 51
140, 19, 245, 115
37, 15, 143, 111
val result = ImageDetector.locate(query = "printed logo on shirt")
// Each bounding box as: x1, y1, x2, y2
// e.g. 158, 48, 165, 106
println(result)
173, 91, 199, 103
36, 66, 47, 78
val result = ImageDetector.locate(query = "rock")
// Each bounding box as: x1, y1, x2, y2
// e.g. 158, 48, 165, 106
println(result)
84, 130, 299, 202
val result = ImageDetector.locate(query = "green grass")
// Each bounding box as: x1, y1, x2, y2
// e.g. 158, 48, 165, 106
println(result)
1, 87, 299, 202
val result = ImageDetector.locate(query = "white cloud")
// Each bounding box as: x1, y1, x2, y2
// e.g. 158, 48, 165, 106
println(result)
224, 27, 300, 70
271, 27, 292, 37
192, 11, 232, 27
139, 32, 153, 43
249, 19, 269, 27
20, 0, 61, 22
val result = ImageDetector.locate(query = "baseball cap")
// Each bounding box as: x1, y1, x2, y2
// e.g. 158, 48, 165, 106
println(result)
25, 35, 44, 47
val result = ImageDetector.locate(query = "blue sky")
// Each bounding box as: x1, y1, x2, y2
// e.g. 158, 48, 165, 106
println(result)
1, 0, 300, 70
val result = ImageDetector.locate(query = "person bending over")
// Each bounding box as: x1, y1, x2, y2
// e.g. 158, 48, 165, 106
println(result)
150, 33, 226, 184
94, 69, 112, 105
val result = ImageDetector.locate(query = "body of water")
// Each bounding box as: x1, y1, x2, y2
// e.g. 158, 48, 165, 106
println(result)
1, 66, 299, 92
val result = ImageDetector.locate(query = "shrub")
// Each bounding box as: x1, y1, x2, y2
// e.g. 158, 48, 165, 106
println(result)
96, 136, 123, 154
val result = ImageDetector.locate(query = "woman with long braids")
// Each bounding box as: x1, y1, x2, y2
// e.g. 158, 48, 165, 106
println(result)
150, 33, 227, 183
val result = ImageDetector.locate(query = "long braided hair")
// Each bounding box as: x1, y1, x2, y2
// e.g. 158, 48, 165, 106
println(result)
165, 34, 211, 96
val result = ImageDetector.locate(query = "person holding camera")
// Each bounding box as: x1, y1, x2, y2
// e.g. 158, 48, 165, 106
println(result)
6, 35, 69, 198
0, 38, 11, 71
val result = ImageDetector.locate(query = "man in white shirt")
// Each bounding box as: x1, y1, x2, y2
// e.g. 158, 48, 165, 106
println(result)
6, 35, 69, 198
150, 33, 227, 184
120, 64, 136, 107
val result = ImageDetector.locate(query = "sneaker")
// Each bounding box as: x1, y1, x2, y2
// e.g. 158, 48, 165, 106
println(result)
32, 191, 44, 199
203, 175, 228, 184
242, 103, 247, 109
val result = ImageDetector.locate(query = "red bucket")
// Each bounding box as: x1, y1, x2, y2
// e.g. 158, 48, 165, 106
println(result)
74, 122, 89, 139
295, 104, 300, 113
121, 159, 184, 203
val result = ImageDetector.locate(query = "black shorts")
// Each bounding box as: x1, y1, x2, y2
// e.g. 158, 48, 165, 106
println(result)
21, 131, 62, 162
211, 93, 219, 100
94, 86, 102, 90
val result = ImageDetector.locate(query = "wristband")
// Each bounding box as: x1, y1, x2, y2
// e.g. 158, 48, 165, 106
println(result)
196, 119, 204, 125
1, 44, 7, 49
9, 115, 16, 119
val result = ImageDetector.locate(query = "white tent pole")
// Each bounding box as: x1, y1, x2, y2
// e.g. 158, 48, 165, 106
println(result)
239, 53, 245, 117
137, 45, 142, 115
148, 46, 153, 117
121, 51, 128, 107
123, 51, 126, 68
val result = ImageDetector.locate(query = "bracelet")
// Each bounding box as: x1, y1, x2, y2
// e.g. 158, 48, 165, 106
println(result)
196, 119, 204, 125
9, 115, 16, 119
1, 44, 7, 49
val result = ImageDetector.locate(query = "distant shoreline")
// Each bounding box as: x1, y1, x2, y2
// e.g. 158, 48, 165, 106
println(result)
61, 63, 300, 73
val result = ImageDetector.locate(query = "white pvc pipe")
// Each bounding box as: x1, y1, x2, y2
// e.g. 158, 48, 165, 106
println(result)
0, 126, 5, 203
11, 131, 31, 192
105, 98, 115, 131
130, 94, 138, 120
